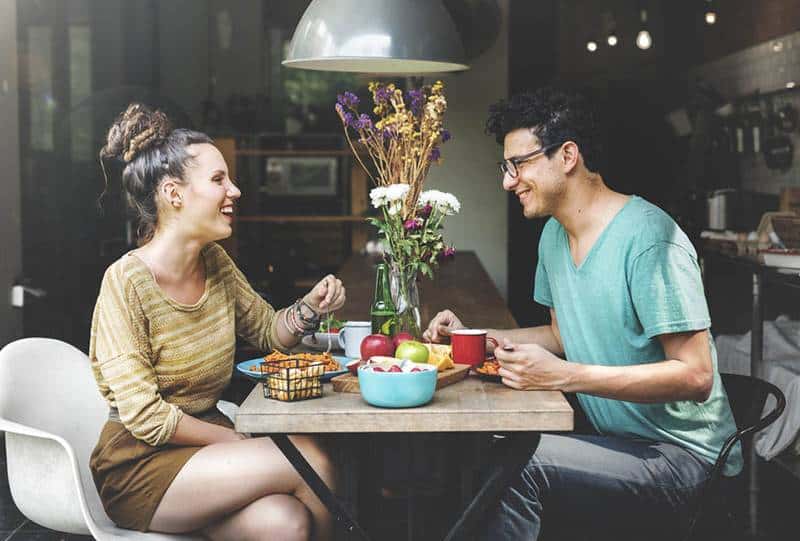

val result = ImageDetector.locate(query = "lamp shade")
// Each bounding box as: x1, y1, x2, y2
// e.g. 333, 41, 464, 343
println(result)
282, 0, 469, 73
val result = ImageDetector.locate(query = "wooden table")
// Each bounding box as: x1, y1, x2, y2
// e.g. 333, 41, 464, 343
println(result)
236, 378, 572, 540
335, 252, 517, 330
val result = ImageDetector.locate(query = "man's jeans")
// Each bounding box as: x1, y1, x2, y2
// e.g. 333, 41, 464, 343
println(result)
484, 434, 712, 540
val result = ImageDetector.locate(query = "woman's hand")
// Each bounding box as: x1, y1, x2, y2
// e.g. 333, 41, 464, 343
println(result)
495, 340, 573, 391
303, 274, 346, 314
422, 309, 465, 343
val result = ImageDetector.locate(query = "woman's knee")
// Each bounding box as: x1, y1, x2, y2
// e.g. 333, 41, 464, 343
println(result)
245, 495, 311, 541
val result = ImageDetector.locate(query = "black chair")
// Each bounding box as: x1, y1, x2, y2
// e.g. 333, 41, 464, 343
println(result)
685, 372, 787, 540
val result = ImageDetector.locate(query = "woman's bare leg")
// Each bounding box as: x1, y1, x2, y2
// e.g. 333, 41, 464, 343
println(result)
203, 494, 310, 541
149, 435, 335, 540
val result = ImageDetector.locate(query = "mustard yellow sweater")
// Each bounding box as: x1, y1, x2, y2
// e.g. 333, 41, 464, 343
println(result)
89, 243, 284, 446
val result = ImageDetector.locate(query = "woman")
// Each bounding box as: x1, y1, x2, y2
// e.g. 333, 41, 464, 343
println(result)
90, 103, 345, 540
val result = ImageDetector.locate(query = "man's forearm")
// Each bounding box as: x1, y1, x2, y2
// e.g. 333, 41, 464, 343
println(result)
488, 325, 564, 356
563, 360, 711, 403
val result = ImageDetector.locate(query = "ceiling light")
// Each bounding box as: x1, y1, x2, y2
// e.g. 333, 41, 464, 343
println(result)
636, 9, 652, 50
704, 0, 717, 25
282, 0, 468, 73
586, 40, 598, 52
607, 32, 618, 47
636, 30, 652, 50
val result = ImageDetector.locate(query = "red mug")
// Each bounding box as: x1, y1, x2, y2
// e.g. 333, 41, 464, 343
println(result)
451, 329, 497, 366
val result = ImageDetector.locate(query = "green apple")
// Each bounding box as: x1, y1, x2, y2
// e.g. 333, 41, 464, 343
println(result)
394, 340, 430, 364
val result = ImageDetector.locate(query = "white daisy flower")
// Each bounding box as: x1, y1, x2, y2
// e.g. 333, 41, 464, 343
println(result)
370, 186, 389, 208
439, 192, 461, 215
418, 190, 460, 215
418, 190, 444, 207
385, 183, 410, 202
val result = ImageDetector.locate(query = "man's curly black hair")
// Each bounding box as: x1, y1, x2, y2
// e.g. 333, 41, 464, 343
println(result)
485, 87, 603, 173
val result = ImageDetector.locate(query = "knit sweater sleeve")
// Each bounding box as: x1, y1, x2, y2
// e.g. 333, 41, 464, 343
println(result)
209, 244, 286, 353
90, 263, 183, 446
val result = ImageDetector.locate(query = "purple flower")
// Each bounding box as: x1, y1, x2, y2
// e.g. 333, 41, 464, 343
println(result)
335, 103, 344, 115
439, 246, 456, 260
409, 89, 424, 115
354, 113, 373, 130
429, 147, 441, 162
382, 127, 396, 140
374, 86, 392, 103
337, 91, 359, 108
403, 218, 422, 231
441, 129, 451, 142
418, 204, 433, 219
343, 111, 354, 127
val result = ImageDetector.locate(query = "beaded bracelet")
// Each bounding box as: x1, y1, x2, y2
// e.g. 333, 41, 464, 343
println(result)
283, 305, 304, 338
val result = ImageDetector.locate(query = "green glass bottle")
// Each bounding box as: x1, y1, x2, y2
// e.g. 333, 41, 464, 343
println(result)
370, 263, 397, 336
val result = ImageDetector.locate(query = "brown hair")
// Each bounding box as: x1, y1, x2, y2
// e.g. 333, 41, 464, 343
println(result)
99, 103, 213, 244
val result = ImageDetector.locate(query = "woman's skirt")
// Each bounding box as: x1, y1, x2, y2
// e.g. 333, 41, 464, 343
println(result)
89, 409, 233, 532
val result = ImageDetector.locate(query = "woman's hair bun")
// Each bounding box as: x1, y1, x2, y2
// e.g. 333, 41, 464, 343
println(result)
100, 103, 172, 163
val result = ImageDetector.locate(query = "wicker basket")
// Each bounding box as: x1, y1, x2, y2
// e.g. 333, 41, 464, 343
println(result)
260, 358, 325, 402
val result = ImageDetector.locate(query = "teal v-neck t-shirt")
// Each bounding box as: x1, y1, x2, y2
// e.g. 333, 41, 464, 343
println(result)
534, 195, 742, 475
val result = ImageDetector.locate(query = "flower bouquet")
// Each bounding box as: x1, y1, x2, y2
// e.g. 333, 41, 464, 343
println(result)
335, 81, 460, 337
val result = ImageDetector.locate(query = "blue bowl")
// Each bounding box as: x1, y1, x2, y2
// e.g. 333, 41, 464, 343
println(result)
357, 364, 437, 408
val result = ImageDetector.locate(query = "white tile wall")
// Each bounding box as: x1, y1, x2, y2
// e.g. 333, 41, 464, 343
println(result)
691, 31, 800, 194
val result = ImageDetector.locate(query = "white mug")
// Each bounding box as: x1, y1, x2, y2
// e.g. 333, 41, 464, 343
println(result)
338, 321, 371, 359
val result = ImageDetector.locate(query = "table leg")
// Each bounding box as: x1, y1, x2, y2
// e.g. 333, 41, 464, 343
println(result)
443, 432, 541, 541
271, 434, 371, 541
406, 434, 416, 541
749, 272, 764, 536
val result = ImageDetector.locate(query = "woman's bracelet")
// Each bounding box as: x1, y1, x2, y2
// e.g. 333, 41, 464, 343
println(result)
283, 299, 320, 337
297, 298, 322, 327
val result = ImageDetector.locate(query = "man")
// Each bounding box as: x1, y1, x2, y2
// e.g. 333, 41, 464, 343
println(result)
423, 87, 741, 540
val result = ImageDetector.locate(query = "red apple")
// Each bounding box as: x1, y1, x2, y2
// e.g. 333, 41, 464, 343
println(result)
392, 331, 415, 349
360, 333, 395, 361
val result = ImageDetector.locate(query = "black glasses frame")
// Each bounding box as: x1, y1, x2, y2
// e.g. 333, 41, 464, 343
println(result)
498, 143, 562, 177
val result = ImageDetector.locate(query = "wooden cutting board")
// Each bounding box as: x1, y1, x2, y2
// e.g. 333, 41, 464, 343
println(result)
331, 363, 471, 393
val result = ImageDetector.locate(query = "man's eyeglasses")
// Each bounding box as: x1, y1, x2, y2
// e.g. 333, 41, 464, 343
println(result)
498, 143, 562, 178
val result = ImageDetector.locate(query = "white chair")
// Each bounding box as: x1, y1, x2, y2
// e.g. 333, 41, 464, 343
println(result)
0, 338, 200, 540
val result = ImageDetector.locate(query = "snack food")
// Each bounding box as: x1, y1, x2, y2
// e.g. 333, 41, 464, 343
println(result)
260, 358, 325, 401
263, 350, 340, 373
475, 359, 500, 376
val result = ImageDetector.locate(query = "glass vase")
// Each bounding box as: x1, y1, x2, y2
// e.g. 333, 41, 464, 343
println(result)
389, 264, 422, 339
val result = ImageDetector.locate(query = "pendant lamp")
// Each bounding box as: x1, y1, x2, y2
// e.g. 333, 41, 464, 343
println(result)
282, 0, 469, 73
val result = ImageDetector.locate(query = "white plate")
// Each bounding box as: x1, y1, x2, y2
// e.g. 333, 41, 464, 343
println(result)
301, 333, 343, 351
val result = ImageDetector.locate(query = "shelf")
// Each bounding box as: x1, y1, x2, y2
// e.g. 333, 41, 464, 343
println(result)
236, 215, 369, 223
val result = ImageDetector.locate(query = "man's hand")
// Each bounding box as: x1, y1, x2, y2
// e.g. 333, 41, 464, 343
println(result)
422, 309, 465, 343
303, 274, 346, 313
495, 341, 573, 391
